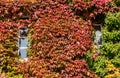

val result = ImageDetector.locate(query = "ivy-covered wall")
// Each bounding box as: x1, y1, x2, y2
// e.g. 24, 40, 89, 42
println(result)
0, 21, 19, 77
0, 0, 120, 78
89, 12, 120, 78
102, 12, 120, 77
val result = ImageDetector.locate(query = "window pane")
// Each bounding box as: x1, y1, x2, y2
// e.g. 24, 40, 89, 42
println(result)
19, 49, 27, 58
20, 38, 28, 47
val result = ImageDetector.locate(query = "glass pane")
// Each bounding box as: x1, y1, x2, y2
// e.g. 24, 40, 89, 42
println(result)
20, 38, 28, 47
19, 49, 27, 58
94, 30, 102, 44
19, 28, 29, 58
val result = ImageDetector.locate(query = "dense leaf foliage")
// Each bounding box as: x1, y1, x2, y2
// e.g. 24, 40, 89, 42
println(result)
72, 0, 120, 23
105, 61, 120, 78
21, 2, 98, 77
102, 12, 120, 67
0, 1, 33, 77
0, 0, 99, 77
0, 0, 120, 77
0, 21, 19, 77
89, 12, 120, 77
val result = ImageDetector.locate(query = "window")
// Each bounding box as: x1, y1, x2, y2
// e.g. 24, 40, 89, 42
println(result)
18, 27, 28, 59
93, 24, 102, 54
